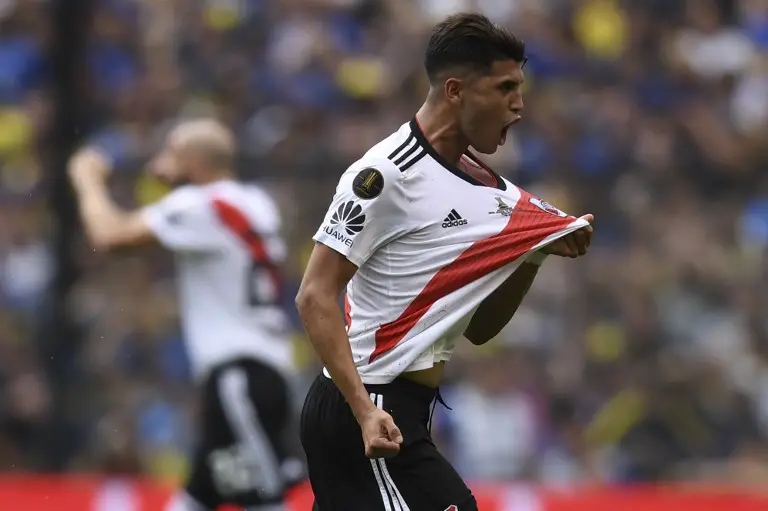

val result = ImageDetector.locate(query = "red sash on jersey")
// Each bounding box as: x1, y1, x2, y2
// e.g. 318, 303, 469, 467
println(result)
369, 190, 576, 363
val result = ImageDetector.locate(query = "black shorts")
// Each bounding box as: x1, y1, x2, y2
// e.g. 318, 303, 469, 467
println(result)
300, 374, 477, 511
186, 357, 296, 509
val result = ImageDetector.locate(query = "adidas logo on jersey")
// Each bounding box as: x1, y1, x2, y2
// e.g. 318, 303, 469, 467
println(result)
442, 209, 467, 228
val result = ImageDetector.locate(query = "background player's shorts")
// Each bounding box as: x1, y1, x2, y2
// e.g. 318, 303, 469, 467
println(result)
301, 374, 478, 511
186, 357, 296, 509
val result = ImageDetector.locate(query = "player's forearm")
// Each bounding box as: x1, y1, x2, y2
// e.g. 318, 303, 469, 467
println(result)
72, 176, 130, 249
295, 289, 376, 420
464, 262, 539, 345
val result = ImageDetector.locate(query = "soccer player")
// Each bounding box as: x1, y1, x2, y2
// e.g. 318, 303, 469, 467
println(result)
296, 13, 594, 511
68, 119, 300, 511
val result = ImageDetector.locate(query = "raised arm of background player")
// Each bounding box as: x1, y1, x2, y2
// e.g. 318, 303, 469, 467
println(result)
463, 213, 594, 345
296, 160, 409, 460
67, 147, 221, 254
68, 147, 159, 251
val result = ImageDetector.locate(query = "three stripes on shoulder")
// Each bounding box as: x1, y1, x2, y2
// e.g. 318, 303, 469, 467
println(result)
387, 133, 426, 172
387, 134, 468, 230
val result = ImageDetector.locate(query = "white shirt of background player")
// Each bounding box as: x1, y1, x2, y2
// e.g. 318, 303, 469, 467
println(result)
67, 120, 292, 379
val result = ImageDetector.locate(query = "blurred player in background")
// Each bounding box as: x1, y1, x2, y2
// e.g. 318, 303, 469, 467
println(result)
297, 13, 593, 511
68, 119, 301, 511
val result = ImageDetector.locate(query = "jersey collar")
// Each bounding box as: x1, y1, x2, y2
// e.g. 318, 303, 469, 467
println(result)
409, 118, 507, 191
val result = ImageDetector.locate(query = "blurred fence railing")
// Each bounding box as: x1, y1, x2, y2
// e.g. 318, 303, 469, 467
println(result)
2, 476, 768, 510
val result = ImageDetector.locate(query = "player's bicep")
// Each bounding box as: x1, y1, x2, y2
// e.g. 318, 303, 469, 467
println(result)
96, 211, 159, 251
300, 242, 358, 299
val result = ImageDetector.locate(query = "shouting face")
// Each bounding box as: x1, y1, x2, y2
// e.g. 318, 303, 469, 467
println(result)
447, 59, 525, 154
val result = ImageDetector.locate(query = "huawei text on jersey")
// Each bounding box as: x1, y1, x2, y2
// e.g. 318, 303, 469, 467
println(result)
323, 225, 355, 248
324, 201, 366, 247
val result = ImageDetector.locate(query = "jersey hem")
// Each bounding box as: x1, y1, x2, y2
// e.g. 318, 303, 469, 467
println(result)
321, 363, 448, 385
322, 368, 399, 385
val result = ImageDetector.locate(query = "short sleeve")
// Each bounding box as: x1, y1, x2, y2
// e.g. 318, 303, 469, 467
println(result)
141, 187, 221, 252
313, 158, 408, 267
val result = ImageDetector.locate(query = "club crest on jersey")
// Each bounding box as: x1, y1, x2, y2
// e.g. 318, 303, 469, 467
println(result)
489, 196, 514, 217
324, 201, 365, 247
529, 197, 567, 217
352, 167, 384, 200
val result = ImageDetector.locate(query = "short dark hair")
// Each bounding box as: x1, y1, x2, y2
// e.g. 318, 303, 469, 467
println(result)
424, 13, 526, 83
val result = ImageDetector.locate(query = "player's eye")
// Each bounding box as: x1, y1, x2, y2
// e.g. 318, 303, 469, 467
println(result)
499, 81, 519, 92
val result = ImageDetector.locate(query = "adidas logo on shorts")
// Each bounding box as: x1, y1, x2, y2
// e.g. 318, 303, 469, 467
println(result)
442, 209, 467, 228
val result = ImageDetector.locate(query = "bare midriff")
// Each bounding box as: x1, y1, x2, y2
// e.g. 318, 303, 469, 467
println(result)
400, 361, 445, 388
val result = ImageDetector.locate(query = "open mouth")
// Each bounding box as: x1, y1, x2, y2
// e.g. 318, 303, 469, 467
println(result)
500, 118, 519, 145
500, 126, 508, 146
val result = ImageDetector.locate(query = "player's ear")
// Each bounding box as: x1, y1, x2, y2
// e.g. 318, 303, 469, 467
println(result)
444, 78, 464, 105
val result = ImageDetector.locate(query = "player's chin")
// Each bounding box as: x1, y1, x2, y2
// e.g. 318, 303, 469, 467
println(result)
151, 170, 183, 187
473, 142, 500, 155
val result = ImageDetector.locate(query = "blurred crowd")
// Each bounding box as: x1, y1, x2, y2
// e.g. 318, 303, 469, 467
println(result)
1, 0, 768, 489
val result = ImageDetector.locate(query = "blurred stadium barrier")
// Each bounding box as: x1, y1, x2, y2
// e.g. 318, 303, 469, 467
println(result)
2, 477, 768, 510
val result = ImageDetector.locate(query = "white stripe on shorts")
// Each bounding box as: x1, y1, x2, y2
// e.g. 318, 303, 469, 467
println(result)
368, 393, 411, 511
218, 367, 283, 498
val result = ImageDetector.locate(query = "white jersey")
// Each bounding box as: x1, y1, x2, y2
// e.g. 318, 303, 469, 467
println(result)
314, 120, 589, 384
142, 180, 293, 379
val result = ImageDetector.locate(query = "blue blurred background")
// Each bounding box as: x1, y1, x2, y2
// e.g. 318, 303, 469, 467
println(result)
0, 0, 767, 490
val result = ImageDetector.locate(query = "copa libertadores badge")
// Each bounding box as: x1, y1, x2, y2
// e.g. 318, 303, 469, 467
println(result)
352, 167, 384, 199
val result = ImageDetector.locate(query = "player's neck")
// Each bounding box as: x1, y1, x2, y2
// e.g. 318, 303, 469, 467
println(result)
415, 102, 469, 166
194, 170, 235, 185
